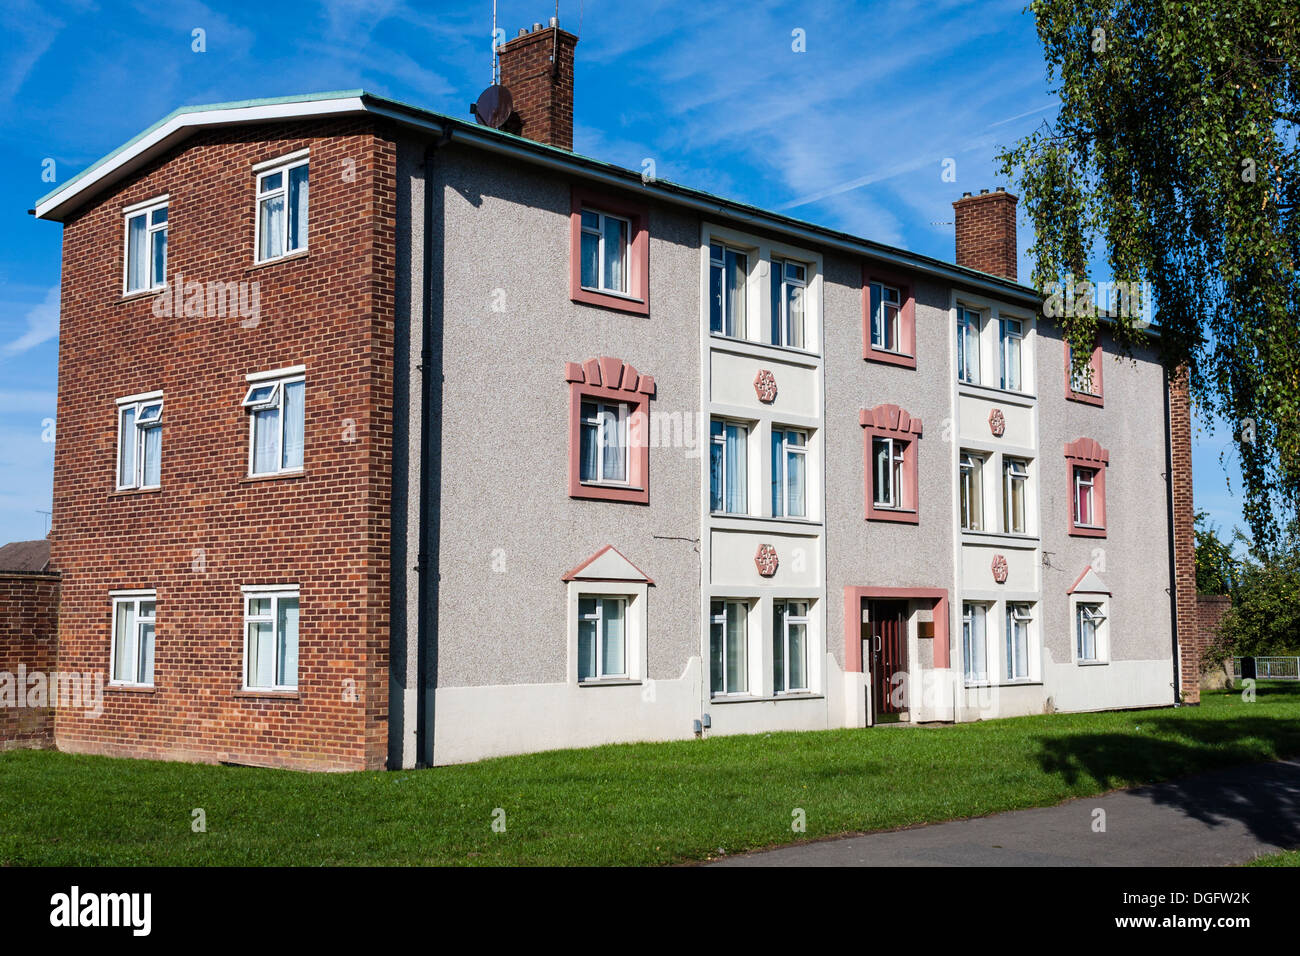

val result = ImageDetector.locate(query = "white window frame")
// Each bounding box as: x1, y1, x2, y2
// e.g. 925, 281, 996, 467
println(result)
579, 400, 630, 486
253, 151, 309, 264
1073, 466, 1099, 528
710, 599, 752, 698
710, 418, 750, 515
869, 281, 902, 353
872, 436, 906, 509
1003, 456, 1030, 534
1005, 602, 1034, 682
576, 595, 629, 681
567, 580, 648, 686
122, 197, 169, 295
1072, 597, 1110, 664
241, 586, 300, 692
579, 207, 631, 295
770, 257, 808, 349
957, 306, 982, 384
771, 427, 808, 518
962, 601, 990, 685
109, 590, 157, 687
1000, 316, 1024, 391
115, 392, 164, 491
709, 242, 749, 338
773, 600, 811, 694
959, 451, 984, 531
243, 371, 305, 477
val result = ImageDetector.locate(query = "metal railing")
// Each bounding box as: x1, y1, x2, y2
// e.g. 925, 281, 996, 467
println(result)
1231, 657, 1300, 680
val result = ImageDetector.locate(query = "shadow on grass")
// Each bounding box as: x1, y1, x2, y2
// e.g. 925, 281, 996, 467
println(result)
1034, 712, 1300, 851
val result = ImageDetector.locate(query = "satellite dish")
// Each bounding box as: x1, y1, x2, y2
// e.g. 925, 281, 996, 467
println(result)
473, 84, 514, 129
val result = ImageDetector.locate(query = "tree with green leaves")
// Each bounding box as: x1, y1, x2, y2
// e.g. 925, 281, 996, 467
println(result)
1194, 511, 1239, 593
999, 0, 1299, 549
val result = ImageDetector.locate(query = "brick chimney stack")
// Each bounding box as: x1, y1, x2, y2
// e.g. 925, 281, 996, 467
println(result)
953, 187, 1018, 281
497, 19, 578, 150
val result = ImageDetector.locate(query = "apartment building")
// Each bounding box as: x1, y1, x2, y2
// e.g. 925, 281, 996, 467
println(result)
32, 20, 1199, 770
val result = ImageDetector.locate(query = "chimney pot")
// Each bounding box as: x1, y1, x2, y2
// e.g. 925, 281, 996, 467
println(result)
979, 188, 989, 194
550, 16, 559, 27
532, 22, 543, 31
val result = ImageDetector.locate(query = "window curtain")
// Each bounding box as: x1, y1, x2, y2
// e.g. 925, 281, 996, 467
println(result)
786, 282, 804, 349
725, 604, 747, 693
580, 223, 599, 289
151, 226, 167, 288
118, 407, 136, 486
288, 165, 308, 252
725, 425, 746, 513
248, 620, 275, 688
873, 439, 890, 505
253, 406, 281, 474
709, 604, 724, 694
726, 250, 746, 335
772, 602, 786, 691
281, 382, 305, 470
138, 619, 155, 685
141, 425, 161, 486
603, 216, 626, 292
278, 597, 299, 688
770, 431, 784, 516
787, 442, 805, 517
600, 405, 624, 481
127, 214, 148, 291
964, 606, 987, 682
113, 603, 133, 682
1002, 326, 1021, 389
788, 617, 806, 690
602, 600, 625, 676
259, 188, 284, 260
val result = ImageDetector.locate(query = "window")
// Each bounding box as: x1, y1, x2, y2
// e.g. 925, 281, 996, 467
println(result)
863, 268, 916, 367
872, 437, 907, 509
123, 199, 167, 294
710, 600, 749, 696
1064, 438, 1109, 536
962, 602, 988, 683
570, 188, 649, 313
710, 419, 749, 514
773, 601, 809, 693
110, 592, 156, 686
1000, 317, 1023, 390
579, 401, 628, 484
709, 243, 748, 337
243, 588, 299, 691
243, 373, 305, 476
255, 154, 308, 262
580, 208, 629, 295
577, 596, 627, 681
959, 451, 984, 531
566, 357, 653, 504
860, 404, 922, 523
116, 394, 163, 490
1003, 457, 1029, 534
1073, 467, 1098, 527
1005, 603, 1033, 681
957, 307, 982, 384
869, 281, 902, 354
1076, 602, 1106, 662
1065, 339, 1104, 405
771, 428, 807, 518
770, 258, 807, 348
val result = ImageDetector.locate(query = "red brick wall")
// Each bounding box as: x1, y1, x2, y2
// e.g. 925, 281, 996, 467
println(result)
0, 573, 60, 750
953, 190, 1018, 280
498, 26, 578, 150
49, 119, 395, 771
1196, 594, 1232, 658
1169, 367, 1199, 703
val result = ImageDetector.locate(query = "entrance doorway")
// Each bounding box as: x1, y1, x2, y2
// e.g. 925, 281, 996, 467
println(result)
865, 600, 908, 722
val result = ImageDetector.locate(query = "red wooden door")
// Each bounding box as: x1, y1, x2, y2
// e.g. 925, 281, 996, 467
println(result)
868, 601, 908, 720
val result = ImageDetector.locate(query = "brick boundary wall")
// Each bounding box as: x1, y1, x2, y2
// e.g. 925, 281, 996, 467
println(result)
0, 572, 60, 750
49, 119, 395, 771
1169, 367, 1200, 703
1196, 593, 1232, 659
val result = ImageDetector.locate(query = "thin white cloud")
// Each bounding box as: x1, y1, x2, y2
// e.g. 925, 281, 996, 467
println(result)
2, 286, 60, 358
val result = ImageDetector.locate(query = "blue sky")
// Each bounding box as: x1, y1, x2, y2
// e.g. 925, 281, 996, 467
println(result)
0, 0, 1248, 544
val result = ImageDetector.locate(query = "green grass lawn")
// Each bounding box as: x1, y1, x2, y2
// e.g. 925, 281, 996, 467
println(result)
1245, 849, 1300, 866
2, 683, 1298, 866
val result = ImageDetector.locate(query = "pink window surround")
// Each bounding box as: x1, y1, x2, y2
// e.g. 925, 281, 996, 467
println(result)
1065, 338, 1104, 406
862, 264, 917, 369
569, 186, 650, 315
860, 404, 922, 523
1065, 437, 1109, 537
842, 586, 950, 671
566, 356, 655, 504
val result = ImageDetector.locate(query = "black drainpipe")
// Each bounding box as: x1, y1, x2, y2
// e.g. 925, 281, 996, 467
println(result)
416, 127, 451, 767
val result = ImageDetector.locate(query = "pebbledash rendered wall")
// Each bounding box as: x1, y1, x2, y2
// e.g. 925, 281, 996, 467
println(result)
50, 119, 396, 771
